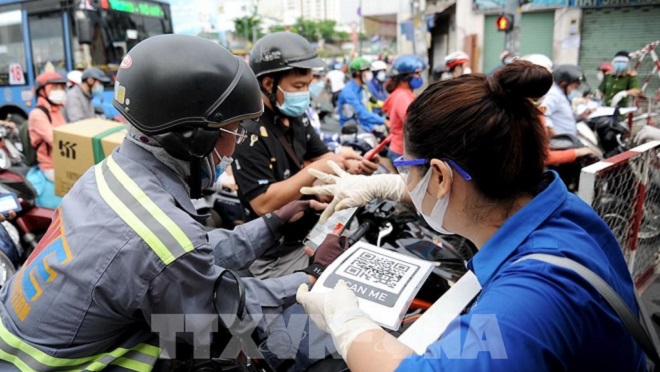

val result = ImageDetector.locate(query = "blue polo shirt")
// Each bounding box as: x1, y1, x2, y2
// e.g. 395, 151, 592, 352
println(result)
337, 80, 385, 131
397, 172, 645, 371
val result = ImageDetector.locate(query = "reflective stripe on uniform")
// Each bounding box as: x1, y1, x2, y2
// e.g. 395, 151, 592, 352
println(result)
0, 318, 160, 371
95, 155, 194, 265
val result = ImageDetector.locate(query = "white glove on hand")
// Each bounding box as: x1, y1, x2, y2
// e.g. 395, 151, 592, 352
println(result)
300, 160, 407, 222
610, 90, 629, 107
635, 125, 660, 144
297, 280, 381, 359
218, 172, 237, 192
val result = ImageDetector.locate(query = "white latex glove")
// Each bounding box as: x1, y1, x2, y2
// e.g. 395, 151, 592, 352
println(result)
300, 160, 407, 222
297, 280, 381, 359
218, 172, 237, 192
610, 90, 629, 107
635, 125, 660, 144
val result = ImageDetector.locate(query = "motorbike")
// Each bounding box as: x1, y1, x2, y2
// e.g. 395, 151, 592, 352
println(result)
0, 123, 53, 262
171, 198, 477, 372
547, 133, 600, 192
344, 199, 477, 306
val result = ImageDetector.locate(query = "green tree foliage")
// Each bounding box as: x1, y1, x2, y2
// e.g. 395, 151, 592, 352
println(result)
233, 16, 263, 41
291, 17, 318, 41
269, 25, 287, 33
251, 17, 356, 44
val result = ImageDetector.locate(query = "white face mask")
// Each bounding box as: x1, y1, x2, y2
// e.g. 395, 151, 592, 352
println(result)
362, 71, 373, 83
376, 71, 386, 82
47, 90, 66, 105
408, 166, 453, 235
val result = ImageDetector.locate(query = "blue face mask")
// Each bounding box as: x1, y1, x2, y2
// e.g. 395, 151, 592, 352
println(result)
613, 61, 628, 74
567, 90, 579, 102
410, 76, 424, 90
92, 83, 104, 98
277, 86, 310, 117
310, 81, 325, 98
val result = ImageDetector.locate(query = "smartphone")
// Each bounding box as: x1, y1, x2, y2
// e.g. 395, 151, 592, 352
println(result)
303, 207, 358, 251
0, 193, 21, 216
364, 134, 392, 161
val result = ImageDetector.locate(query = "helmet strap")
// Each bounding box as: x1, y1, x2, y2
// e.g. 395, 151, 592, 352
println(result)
189, 156, 202, 199
261, 76, 284, 116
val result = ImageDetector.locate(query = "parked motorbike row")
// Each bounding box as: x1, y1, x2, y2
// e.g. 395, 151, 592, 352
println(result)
0, 118, 53, 287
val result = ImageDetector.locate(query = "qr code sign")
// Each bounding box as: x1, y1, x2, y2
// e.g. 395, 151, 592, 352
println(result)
338, 249, 417, 294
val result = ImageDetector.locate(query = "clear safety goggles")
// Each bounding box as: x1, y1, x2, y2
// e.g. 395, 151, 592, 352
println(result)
393, 156, 472, 183
219, 124, 248, 144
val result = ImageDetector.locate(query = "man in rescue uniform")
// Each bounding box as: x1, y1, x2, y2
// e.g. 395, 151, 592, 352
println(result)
0, 35, 345, 371
598, 51, 641, 107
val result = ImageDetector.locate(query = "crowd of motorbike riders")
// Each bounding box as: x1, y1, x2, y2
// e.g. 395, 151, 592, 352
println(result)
0, 29, 655, 371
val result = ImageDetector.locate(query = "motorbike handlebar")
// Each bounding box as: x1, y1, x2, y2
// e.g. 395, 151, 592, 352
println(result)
347, 219, 376, 246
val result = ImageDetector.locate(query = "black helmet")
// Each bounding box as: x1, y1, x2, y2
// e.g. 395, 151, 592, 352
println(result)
114, 34, 262, 152
113, 34, 263, 197
553, 65, 585, 86
249, 32, 325, 78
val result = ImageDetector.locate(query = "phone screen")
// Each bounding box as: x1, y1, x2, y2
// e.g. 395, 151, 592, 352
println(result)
303, 207, 358, 250
0, 194, 19, 214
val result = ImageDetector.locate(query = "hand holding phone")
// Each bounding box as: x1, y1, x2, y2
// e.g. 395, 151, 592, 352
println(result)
364, 135, 392, 161
0, 193, 21, 217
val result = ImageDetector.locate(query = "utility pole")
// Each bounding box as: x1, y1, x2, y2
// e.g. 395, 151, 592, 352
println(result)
358, 0, 363, 55
251, 0, 259, 45
504, 0, 521, 56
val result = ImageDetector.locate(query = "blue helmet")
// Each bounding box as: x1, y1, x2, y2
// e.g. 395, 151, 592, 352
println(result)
390, 55, 426, 77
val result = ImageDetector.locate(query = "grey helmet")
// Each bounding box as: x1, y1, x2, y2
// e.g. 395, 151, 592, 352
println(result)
553, 64, 586, 86
249, 32, 325, 115
249, 32, 325, 78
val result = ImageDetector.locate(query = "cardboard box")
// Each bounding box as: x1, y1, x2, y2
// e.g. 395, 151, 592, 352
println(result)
54, 119, 126, 196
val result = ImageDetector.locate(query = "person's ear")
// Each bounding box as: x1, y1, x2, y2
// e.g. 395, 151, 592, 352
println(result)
262, 77, 274, 95
429, 159, 452, 199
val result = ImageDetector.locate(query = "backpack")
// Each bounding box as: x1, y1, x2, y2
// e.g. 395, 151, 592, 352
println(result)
19, 106, 51, 166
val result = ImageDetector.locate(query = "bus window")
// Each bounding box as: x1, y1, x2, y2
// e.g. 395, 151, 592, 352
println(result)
143, 16, 169, 38
0, 8, 28, 86
29, 12, 66, 76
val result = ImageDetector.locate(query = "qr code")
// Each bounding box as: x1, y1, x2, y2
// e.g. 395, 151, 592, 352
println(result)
344, 252, 412, 289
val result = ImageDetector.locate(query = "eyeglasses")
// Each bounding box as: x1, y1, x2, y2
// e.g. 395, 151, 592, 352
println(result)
393, 156, 472, 181
219, 124, 248, 144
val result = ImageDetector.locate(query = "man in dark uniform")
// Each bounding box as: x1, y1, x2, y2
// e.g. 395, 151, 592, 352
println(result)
598, 51, 641, 107
233, 32, 379, 279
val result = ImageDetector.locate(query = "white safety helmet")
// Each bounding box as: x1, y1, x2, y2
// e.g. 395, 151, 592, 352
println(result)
520, 54, 553, 72
370, 60, 388, 72
67, 70, 82, 86
445, 51, 470, 69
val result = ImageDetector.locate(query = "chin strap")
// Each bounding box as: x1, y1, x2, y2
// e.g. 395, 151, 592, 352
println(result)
261, 76, 284, 116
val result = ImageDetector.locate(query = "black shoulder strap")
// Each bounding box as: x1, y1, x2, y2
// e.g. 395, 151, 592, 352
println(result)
270, 117, 304, 171
33, 106, 52, 156
36, 106, 51, 124
515, 253, 660, 369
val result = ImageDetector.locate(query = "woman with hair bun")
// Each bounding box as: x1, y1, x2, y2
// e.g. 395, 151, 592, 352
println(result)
298, 61, 645, 371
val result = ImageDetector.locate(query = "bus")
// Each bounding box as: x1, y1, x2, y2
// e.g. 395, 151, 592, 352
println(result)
0, 0, 173, 121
